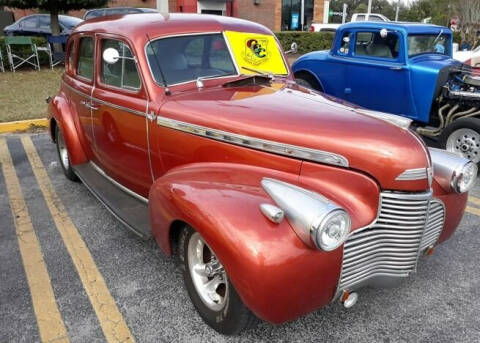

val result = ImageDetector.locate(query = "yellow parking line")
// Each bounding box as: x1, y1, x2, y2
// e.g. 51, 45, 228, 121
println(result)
21, 136, 134, 343
0, 138, 69, 343
466, 206, 480, 216
468, 196, 480, 206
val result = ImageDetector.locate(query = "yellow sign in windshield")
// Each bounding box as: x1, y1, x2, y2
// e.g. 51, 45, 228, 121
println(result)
224, 31, 288, 75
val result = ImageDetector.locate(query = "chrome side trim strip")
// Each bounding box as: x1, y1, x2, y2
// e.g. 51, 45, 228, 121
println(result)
90, 161, 149, 204
156, 116, 349, 167
62, 80, 147, 118
395, 167, 427, 181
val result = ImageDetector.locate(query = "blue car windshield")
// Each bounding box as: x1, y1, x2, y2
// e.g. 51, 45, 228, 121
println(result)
60, 16, 82, 29
407, 34, 451, 57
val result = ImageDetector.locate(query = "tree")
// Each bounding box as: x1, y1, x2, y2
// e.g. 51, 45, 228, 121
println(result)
454, 0, 480, 47
0, 0, 107, 41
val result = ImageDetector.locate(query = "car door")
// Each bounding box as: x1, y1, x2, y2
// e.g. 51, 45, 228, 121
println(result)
64, 34, 97, 160
345, 29, 415, 117
90, 35, 151, 197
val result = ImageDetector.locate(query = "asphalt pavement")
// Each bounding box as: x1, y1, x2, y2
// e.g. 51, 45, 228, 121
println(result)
1, 132, 480, 343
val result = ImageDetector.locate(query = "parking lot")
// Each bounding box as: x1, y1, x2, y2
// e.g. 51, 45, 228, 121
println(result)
1, 132, 480, 343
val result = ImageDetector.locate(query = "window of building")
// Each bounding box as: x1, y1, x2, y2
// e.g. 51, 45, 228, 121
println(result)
77, 37, 94, 80
281, 0, 314, 31
101, 39, 141, 90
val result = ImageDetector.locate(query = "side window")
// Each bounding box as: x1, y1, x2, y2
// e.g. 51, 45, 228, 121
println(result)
20, 16, 38, 29
39, 16, 50, 30
355, 15, 366, 21
101, 39, 141, 90
338, 31, 352, 55
77, 37, 94, 80
355, 31, 398, 59
184, 37, 204, 66
66, 38, 76, 74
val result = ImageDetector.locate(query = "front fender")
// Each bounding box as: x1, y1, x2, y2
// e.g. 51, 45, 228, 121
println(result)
48, 93, 87, 165
149, 162, 380, 323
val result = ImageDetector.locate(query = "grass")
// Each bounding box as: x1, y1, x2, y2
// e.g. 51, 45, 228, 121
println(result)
0, 68, 63, 123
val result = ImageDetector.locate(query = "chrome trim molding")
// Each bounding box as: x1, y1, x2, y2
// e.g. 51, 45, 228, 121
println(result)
355, 108, 412, 129
156, 117, 349, 167
419, 199, 445, 250
90, 161, 149, 204
395, 167, 428, 181
62, 80, 147, 118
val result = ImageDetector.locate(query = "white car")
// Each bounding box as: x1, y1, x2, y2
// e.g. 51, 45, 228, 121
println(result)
453, 46, 480, 67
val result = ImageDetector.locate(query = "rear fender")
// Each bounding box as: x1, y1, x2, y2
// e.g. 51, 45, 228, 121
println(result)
148, 162, 380, 323
49, 94, 87, 165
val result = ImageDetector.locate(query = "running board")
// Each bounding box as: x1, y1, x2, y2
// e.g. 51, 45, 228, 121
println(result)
73, 163, 151, 239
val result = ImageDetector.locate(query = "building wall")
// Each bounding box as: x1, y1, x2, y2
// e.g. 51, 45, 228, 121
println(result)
313, 0, 324, 23
236, 0, 281, 32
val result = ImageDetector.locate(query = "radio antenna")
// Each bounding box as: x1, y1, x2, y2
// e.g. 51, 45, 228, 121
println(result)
146, 33, 170, 95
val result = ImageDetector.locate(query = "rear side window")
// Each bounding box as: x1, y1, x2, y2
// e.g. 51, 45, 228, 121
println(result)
39, 16, 50, 29
101, 39, 141, 90
20, 16, 37, 29
66, 38, 76, 74
85, 10, 103, 20
77, 37, 94, 80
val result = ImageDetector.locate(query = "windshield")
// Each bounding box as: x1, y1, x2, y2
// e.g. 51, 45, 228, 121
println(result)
146, 33, 237, 86
60, 16, 82, 29
407, 33, 451, 57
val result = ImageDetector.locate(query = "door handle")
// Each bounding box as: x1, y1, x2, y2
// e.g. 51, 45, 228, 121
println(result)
80, 100, 99, 111
146, 111, 157, 122
389, 66, 403, 71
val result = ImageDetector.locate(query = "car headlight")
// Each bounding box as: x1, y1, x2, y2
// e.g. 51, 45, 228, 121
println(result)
452, 161, 477, 193
261, 178, 351, 251
312, 209, 351, 251
429, 148, 478, 194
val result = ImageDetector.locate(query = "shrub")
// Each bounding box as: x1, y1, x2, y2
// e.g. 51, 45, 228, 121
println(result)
275, 31, 335, 55
0, 36, 51, 69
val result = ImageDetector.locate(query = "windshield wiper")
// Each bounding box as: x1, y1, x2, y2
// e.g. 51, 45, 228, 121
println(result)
195, 74, 230, 88
241, 66, 274, 79
432, 29, 444, 49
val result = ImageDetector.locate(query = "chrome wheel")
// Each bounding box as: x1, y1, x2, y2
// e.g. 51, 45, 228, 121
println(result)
446, 128, 480, 163
187, 232, 228, 311
57, 130, 70, 170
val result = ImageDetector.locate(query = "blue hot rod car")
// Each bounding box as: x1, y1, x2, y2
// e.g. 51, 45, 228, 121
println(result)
292, 22, 480, 164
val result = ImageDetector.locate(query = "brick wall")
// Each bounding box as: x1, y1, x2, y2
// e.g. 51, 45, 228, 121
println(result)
236, 0, 281, 32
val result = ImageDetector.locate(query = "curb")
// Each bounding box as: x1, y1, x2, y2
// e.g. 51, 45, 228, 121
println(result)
0, 119, 49, 134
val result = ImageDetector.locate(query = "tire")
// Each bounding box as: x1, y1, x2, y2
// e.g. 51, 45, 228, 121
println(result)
440, 117, 480, 165
295, 73, 323, 92
55, 125, 78, 181
178, 225, 256, 335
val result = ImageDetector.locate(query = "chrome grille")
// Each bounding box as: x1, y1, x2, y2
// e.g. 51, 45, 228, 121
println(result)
339, 191, 440, 291
419, 200, 445, 250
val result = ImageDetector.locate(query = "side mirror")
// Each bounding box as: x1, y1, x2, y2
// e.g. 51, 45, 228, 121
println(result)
285, 42, 298, 55
103, 48, 120, 64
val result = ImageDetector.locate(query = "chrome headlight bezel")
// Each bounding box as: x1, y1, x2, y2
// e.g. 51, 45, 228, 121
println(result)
451, 161, 478, 193
311, 208, 351, 251
428, 148, 478, 194
261, 178, 351, 251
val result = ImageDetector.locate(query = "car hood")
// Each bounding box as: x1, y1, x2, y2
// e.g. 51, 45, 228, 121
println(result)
160, 81, 430, 191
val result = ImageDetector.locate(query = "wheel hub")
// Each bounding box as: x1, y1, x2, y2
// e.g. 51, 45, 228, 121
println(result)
446, 128, 480, 163
187, 233, 228, 311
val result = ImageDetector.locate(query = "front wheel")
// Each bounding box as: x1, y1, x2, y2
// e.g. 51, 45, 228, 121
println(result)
178, 225, 255, 335
440, 118, 480, 165
55, 125, 78, 181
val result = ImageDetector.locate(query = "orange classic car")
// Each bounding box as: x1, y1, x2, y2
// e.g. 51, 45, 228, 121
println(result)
48, 13, 477, 334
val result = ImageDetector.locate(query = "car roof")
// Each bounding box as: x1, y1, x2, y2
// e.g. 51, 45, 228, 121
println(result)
75, 13, 272, 39
340, 21, 451, 35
